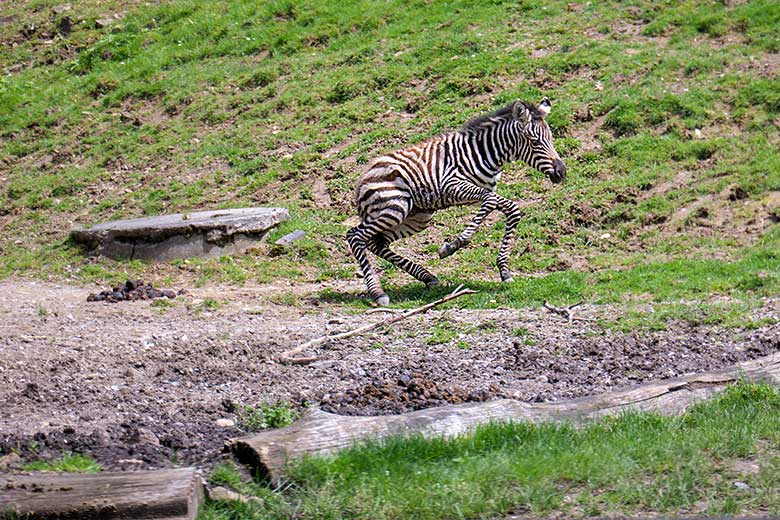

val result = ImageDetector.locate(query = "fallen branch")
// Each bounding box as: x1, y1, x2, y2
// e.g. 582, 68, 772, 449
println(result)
365, 308, 405, 315
543, 300, 595, 323
277, 285, 477, 365
0, 468, 203, 519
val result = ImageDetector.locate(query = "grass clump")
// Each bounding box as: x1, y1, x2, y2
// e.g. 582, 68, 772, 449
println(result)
237, 401, 300, 432
200, 383, 780, 519
23, 452, 101, 473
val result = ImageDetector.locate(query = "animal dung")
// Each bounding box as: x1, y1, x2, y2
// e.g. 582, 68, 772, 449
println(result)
87, 280, 184, 303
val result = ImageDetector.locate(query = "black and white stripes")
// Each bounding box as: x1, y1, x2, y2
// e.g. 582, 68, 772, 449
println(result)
348, 98, 566, 305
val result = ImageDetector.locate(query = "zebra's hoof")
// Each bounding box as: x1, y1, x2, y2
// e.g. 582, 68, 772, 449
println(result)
500, 273, 514, 283
375, 295, 391, 306
438, 242, 457, 259
426, 278, 441, 288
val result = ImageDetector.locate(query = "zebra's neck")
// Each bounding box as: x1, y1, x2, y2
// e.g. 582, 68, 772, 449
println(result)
457, 120, 522, 177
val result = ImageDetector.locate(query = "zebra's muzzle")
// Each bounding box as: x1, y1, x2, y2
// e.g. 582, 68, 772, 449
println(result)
549, 159, 566, 184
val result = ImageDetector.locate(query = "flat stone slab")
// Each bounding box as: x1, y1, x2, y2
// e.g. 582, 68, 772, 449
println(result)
71, 207, 289, 261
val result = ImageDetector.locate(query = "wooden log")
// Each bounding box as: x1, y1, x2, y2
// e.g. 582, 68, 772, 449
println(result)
232, 352, 780, 484
0, 467, 203, 520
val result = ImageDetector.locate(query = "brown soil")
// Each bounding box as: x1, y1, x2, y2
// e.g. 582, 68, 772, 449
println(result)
1, 280, 779, 473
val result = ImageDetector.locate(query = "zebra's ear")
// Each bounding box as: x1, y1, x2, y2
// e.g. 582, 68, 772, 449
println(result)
511, 100, 532, 125
537, 97, 551, 119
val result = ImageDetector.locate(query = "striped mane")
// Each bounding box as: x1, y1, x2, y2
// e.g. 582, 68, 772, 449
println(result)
459, 100, 541, 133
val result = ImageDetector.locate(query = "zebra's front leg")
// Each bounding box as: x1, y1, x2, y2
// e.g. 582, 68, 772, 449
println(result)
438, 180, 499, 258
439, 196, 498, 259
495, 198, 522, 282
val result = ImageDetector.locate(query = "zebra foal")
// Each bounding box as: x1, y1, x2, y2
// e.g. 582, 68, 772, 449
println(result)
348, 97, 566, 305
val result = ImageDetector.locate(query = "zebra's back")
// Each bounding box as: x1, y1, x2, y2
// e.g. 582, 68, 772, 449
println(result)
356, 134, 453, 216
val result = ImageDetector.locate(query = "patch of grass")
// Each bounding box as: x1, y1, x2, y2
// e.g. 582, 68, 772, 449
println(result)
193, 298, 221, 312
372, 229, 780, 319
426, 320, 460, 345
23, 452, 101, 473
607, 300, 778, 332
151, 297, 176, 310
237, 401, 300, 432
200, 383, 780, 519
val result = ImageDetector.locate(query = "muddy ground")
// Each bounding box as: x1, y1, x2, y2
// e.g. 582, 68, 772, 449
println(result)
1, 279, 779, 473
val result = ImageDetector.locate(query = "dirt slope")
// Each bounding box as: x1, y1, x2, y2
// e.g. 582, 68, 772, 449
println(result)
1, 280, 779, 471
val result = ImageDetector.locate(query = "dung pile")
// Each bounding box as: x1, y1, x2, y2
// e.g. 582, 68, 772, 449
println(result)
87, 280, 183, 302
320, 374, 500, 415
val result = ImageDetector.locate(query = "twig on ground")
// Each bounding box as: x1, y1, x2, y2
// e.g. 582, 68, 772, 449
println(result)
365, 308, 405, 315
277, 285, 478, 365
543, 300, 595, 324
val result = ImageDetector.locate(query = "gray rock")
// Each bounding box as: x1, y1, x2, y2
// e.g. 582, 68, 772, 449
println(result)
209, 486, 261, 504
0, 452, 21, 469
131, 427, 160, 446
95, 17, 116, 28
274, 230, 306, 247
71, 207, 289, 262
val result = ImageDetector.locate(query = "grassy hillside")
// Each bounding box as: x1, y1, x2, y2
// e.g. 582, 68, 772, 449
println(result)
1, 0, 779, 323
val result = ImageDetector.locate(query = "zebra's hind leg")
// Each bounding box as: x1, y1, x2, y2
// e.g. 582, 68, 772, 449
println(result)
368, 234, 440, 288
347, 224, 391, 306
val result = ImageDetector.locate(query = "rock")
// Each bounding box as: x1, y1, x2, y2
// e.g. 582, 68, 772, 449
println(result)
71, 207, 289, 262
731, 459, 761, 475
117, 458, 144, 466
208, 486, 260, 504
52, 4, 71, 14
131, 428, 160, 446
733, 481, 751, 491
274, 230, 306, 247
95, 17, 116, 28
215, 418, 235, 428
0, 452, 21, 469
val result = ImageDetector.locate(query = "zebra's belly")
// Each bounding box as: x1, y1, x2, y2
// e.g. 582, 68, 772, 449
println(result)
411, 188, 448, 210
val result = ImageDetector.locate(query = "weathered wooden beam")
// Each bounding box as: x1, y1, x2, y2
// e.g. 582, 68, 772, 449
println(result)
0, 467, 203, 519
232, 352, 780, 484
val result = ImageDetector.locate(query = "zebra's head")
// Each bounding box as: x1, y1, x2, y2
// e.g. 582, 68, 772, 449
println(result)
512, 98, 566, 184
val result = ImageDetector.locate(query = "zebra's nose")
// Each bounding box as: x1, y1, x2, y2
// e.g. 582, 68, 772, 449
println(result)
550, 159, 566, 184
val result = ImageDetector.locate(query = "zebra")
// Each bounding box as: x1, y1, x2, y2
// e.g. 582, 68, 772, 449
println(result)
347, 97, 566, 306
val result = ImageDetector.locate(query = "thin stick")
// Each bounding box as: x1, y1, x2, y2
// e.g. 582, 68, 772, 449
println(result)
543, 300, 595, 323
278, 285, 477, 365
365, 308, 404, 315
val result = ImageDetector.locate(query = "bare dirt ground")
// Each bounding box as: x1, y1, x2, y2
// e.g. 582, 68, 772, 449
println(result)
1, 279, 779, 473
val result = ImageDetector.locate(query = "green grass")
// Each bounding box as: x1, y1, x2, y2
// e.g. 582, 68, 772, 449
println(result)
1, 0, 779, 323
236, 401, 300, 432
200, 383, 780, 519
22, 452, 101, 473
315, 228, 780, 330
